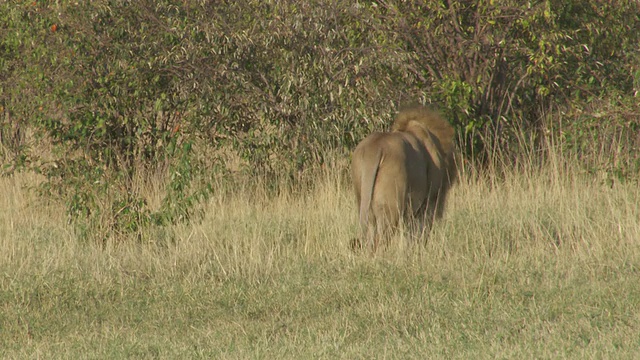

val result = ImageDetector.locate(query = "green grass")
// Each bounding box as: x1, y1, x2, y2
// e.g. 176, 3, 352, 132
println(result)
2, 159, 640, 359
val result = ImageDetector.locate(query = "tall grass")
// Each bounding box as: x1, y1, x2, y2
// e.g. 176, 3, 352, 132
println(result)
1, 147, 640, 358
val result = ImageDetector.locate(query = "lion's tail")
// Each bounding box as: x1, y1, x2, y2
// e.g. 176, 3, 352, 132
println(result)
359, 148, 383, 228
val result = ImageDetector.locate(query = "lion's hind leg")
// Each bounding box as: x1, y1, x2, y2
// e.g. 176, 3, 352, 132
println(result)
370, 201, 402, 251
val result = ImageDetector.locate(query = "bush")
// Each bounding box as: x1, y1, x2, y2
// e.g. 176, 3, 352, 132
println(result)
1, 0, 638, 241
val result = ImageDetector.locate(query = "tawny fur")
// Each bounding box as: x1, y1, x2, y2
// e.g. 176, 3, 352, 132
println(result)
351, 105, 456, 251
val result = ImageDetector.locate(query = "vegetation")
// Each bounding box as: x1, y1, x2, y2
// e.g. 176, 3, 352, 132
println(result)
2, 0, 639, 237
1, 0, 640, 357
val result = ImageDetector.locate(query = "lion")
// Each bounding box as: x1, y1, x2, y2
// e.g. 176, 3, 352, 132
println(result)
351, 105, 456, 251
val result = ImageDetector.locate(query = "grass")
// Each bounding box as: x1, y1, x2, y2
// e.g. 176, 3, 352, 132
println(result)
1, 155, 640, 359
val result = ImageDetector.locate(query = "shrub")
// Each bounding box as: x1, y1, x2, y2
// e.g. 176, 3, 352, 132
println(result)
1, 0, 638, 240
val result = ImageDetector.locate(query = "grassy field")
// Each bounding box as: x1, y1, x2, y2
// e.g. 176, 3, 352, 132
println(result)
1, 156, 640, 359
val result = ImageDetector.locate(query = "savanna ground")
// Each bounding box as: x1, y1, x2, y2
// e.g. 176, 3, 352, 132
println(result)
2, 151, 640, 359
2, 2, 640, 357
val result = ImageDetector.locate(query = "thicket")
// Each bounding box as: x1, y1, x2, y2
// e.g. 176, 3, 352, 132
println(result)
1, 0, 639, 241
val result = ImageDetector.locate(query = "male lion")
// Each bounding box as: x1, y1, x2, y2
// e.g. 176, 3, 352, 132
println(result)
351, 105, 456, 251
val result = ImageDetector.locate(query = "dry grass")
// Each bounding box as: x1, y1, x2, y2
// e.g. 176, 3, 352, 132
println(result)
1, 153, 640, 358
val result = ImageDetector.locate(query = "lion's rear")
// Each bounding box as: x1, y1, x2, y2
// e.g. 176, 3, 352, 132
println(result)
351, 104, 457, 252
352, 132, 415, 250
